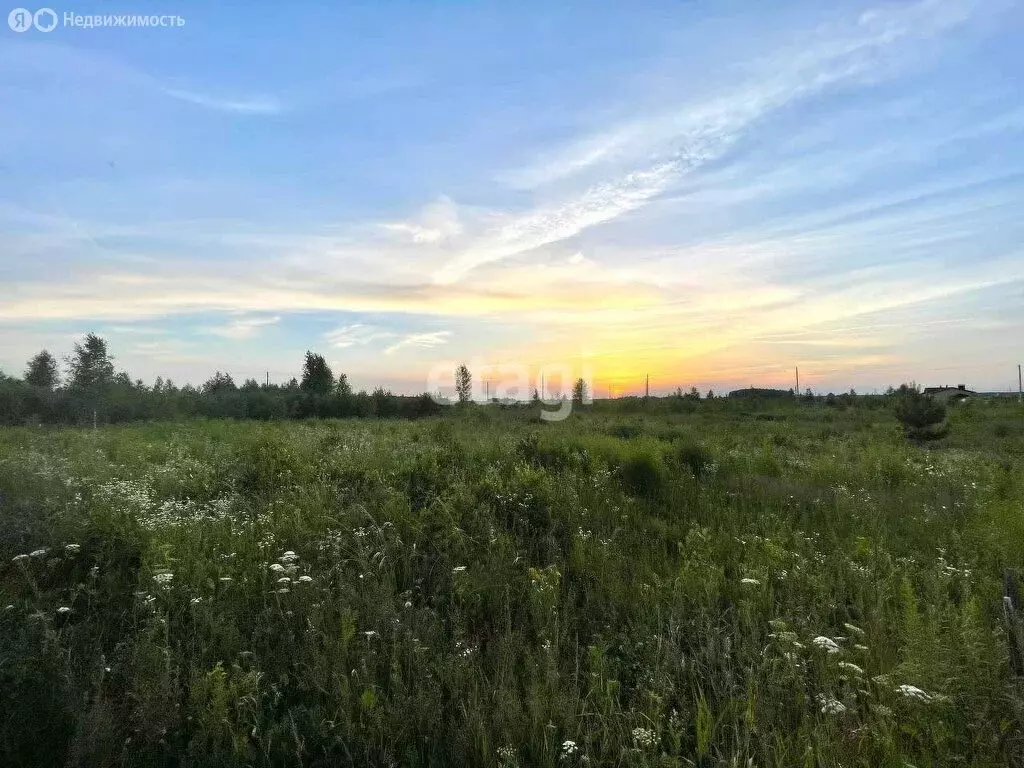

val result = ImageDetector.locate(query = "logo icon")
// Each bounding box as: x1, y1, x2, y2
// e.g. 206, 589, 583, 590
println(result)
8, 7, 32, 31
8, 7, 57, 31
33, 7, 56, 31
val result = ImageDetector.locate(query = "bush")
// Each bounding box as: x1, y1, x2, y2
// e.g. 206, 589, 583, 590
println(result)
894, 386, 948, 441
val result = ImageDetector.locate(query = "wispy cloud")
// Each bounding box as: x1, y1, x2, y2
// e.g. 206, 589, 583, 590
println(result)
432, 0, 982, 284
162, 88, 285, 115
206, 315, 280, 339
384, 331, 451, 356
324, 324, 393, 349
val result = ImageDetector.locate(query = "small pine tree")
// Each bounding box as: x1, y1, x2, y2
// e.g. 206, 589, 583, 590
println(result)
894, 384, 948, 441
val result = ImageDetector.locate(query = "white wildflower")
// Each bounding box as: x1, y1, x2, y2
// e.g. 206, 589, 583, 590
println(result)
29, 548, 48, 558
190, 597, 202, 605
269, 563, 285, 573
56, 606, 71, 614
812, 636, 841, 654
218, 576, 233, 583
897, 684, 936, 703
153, 571, 174, 585
11, 553, 28, 563
452, 566, 467, 573
277, 577, 291, 584
560, 740, 578, 759
817, 694, 847, 715
297, 575, 313, 583
276, 587, 289, 594
842, 622, 865, 637
632, 727, 657, 748
740, 578, 761, 586
64, 544, 81, 554
838, 661, 864, 675
403, 600, 413, 609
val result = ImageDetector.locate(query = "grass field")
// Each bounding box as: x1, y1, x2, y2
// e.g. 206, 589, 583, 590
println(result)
2, 400, 1023, 766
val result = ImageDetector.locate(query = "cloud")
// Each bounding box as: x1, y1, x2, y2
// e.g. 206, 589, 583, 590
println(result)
206, 315, 280, 339
384, 331, 451, 356
162, 88, 285, 115
429, 0, 982, 284
324, 324, 393, 349
381, 197, 463, 244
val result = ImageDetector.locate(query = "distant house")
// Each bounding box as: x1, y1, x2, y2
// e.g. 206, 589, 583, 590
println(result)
923, 384, 977, 404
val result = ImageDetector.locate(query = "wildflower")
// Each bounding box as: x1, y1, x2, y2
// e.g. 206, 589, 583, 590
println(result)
153, 571, 174, 585
190, 597, 202, 605
403, 600, 413, 609
632, 727, 657, 748
897, 684, 936, 703
363, 630, 378, 638
269, 563, 285, 573
812, 636, 841, 654
497, 745, 516, 761
854, 643, 869, 652
560, 740, 578, 759
740, 578, 761, 586
452, 565, 467, 573
277, 576, 291, 584
56, 606, 71, 614
297, 575, 313, 583
817, 694, 846, 715
838, 662, 864, 675
843, 622, 865, 637
276, 587, 290, 594
11, 553, 28, 563
280, 550, 298, 561
218, 576, 233, 583
64, 544, 81, 554
29, 548, 48, 558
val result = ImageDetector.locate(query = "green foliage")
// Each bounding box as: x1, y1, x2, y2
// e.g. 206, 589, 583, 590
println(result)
66, 333, 114, 391
300, 351, 334, 396
25, 350, 59, 390
455, 364, 473, 404
894, 384, 949, 441
1, 403, 1023, 766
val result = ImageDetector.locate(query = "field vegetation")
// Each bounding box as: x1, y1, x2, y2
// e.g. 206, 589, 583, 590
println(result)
2, 398, 1023, 766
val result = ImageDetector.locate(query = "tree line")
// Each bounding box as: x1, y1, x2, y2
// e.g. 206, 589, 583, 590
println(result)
0, 334, 445, 426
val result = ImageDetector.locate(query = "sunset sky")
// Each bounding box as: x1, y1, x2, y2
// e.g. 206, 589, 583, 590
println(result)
2, 0, 1023, 396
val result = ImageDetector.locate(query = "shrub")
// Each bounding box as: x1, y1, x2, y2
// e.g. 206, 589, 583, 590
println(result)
894, 386, 948, 441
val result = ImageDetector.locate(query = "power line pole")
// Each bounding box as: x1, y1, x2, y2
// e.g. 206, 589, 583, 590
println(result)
645, 374, 649, 399
266, 371, 269, 387
795, 366, 799, 394
1018, 363, 1022, 404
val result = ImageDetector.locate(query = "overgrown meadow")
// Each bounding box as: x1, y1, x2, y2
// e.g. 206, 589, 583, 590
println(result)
2, 400, 1023, 766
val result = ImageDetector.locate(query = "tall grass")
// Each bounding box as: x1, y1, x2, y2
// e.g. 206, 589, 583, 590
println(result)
1, 402, 1022, 765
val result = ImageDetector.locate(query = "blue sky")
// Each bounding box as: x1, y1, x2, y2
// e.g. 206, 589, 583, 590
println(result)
1, 0, 1023, 395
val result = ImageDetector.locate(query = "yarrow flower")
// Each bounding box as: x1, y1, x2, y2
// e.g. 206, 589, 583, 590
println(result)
269, 563, 286, 573
812, 636, 841, 654
740, 577, 761, 586
153, 571, 174, 585
64, 544, 81, 554
838, 661, 864, 675
632, 727, 657, 748
560, 740, 578, 760
297, 575, 313, 583
56, 606, 72, 615
11, 554, 28, 563
29, 548, 48, 558
452, 566, 467, 573
817, 694, 847, 715
897, 684, 938, 703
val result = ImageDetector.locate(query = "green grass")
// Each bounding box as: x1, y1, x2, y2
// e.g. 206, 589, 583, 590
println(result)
1, 402, 1023, 766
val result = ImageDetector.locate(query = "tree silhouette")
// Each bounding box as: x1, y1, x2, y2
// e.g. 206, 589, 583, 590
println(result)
66, 334, 114, 391
25, 350, 59, 389
455, 365, 472, 404
300, 351, 334, 396
571, 377, 588, 405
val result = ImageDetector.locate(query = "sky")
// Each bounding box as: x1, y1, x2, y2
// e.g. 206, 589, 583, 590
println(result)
1, 0, 1023, 396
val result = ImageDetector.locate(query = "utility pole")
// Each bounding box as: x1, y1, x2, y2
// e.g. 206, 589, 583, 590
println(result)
266, 371, 269, 387
645, 374, 650, 399
540, 374, 544, 402
795, 366, 800, 394
1018, 363, 1022, 404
